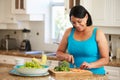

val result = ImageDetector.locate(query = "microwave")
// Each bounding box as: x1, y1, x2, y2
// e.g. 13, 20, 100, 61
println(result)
0, 38, 18, 50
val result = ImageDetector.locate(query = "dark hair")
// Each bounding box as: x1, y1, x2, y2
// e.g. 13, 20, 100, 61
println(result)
69, 5, 92, 26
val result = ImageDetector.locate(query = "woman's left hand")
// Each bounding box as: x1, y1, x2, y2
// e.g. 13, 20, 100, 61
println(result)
80, 62, 92, 69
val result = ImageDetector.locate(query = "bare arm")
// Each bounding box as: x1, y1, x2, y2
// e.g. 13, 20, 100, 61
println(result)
80, 29, 109, 69
56, 28, 74, 63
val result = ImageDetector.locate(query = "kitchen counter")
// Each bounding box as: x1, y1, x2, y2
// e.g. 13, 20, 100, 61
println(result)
0, 50, 57, 60
0, 63, 108, 80
0, 50, 120, 67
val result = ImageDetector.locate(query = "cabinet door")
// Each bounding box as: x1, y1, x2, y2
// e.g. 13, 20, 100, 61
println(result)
81, 0, 120, 27
11, 0, 26, 14
0, 0, 4, 23
81, 0, 107, 26
108, 76, 120, 80
0, 55, 32, 64
0, 0, 16, 23
114, 0, 120, 26
105, 66, 120, 80
96, 0, 120, 26
91, 0, 107, 26
64, 0, 73, 13
64, 0, 80, 13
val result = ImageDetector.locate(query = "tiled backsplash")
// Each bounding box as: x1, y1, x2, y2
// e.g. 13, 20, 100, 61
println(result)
0, 30, 120, 58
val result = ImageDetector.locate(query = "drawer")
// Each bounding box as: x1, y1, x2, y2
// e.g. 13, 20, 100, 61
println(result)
0, 55, 32, 64
105, 66, 120, 76
0, 55, 15, 64
108, 76, 120, 80
107, 69, 120, 76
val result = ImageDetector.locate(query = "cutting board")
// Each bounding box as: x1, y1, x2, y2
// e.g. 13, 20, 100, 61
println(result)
48, 69, 93, 77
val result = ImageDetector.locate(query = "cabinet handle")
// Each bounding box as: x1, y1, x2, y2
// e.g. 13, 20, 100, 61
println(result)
3, 60, 6, 62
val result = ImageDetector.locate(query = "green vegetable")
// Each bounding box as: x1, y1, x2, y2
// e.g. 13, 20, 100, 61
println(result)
20, 61, 43, 69
54, 60, 70, 71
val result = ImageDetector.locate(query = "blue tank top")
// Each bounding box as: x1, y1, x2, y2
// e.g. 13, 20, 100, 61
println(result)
67, 27, 106, 75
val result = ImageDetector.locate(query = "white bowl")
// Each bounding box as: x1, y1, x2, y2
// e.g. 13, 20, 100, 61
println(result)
14, 65, 49, 75
15, 58, 25, 65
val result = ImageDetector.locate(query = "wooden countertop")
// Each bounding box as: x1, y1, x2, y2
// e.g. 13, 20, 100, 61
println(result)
0, 63, 108, 80
0, 50, 120, 67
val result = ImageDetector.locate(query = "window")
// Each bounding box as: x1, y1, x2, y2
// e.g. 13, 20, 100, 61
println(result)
50, 0, 72, 43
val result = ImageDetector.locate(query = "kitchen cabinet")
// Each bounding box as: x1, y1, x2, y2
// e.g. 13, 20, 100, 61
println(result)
64, 0, 80, 13
0, 0, 24, 29
105, 66, 120, 80
0, 55, 31, 64
0, 24, 7, 29
0, 0, 44, 29
114, 0, 120, 26
11, 0, 26, 14
0, 0, 16, 24
80, 0, 120, 27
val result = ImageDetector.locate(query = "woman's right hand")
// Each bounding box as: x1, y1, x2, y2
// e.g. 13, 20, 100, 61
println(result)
64, 54, 74, 64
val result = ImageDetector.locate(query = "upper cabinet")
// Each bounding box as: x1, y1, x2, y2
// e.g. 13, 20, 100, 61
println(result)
80, 0, 120, 27
0, 0, 16, 23
11, 0, 26, 14
114, 0, 120, 26
0, 0, 45, 30
64, 0, 80, 13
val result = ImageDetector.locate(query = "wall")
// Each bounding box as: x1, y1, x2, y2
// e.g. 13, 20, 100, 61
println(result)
29, 21, 58, 52
0, 21, 58, 52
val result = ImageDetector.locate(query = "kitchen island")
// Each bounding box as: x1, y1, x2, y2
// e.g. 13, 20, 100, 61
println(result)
0, 63, 108, 80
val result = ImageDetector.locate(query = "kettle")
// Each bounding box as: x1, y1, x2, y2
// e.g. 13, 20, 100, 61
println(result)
20, 39, 31, 51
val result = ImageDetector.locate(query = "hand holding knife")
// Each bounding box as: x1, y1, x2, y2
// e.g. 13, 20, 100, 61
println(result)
70, 55, 77, 68
64, 54, 77, 68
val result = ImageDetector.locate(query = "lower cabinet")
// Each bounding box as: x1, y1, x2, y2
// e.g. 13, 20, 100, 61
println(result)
0, 55, 31, 64
105, 66, 120, 80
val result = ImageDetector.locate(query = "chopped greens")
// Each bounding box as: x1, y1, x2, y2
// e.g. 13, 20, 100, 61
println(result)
54, 60, 70, 71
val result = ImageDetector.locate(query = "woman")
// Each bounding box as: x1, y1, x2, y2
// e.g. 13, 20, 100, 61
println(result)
56, 5, 109, 75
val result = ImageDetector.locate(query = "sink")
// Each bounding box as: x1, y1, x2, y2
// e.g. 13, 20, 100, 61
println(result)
44, 51, 56, 56
24, 51, 42, 54
23, 51, 56, 56
45, 52, 56, 56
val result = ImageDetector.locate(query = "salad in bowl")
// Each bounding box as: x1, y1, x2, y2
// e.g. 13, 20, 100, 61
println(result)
14, 54, 51, 75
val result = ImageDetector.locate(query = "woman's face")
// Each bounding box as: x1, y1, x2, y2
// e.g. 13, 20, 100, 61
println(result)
70, 15, 88, 32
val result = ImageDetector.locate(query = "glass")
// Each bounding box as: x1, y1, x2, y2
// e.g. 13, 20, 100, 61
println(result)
51, 6, 71, 41
15, 58, 24, 66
